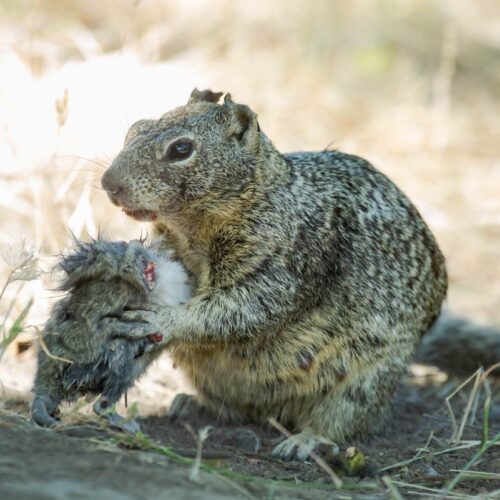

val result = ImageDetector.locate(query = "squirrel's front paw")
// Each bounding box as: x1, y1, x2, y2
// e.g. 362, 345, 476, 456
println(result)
103, 309, 165, 342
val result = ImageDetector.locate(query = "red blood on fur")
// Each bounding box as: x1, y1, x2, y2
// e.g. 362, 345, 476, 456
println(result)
144, 260, 156, 284
148, 332, 163, 343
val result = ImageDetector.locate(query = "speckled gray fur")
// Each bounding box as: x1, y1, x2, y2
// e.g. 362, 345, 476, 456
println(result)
31, 240, 168, 431
100, 89, 499, 458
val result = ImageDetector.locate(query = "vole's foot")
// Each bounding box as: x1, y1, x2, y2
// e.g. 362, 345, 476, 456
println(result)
31, 395, 61, 428
168, 393, 206, 422
272, 430, 339, 461
104, 412, 141, 434
32, 412, 60, 428
93, 397, 140, 434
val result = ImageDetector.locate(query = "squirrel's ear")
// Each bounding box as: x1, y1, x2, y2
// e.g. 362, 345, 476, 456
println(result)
223, 94, 260, 153
188, 88, 223, 104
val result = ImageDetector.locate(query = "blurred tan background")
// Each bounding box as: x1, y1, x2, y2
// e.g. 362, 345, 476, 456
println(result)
1, 0, 499, 409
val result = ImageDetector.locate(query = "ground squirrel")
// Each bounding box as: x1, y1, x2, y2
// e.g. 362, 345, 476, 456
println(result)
101, 89, 499, 459
31, 239, 190, 432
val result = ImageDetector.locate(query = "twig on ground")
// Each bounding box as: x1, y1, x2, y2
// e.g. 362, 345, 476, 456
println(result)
185, 424, 212, 483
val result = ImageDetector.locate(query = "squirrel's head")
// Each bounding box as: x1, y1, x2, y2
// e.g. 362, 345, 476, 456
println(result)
101, 89, 268, 222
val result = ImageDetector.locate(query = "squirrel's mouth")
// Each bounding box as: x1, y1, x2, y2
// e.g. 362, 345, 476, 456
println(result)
122, 208, 158, 221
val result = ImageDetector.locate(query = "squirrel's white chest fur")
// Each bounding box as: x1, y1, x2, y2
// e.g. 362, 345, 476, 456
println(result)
150, 250, 191, 306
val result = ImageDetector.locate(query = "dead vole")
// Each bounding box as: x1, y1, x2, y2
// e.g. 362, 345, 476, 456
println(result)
31, 238, 190, 432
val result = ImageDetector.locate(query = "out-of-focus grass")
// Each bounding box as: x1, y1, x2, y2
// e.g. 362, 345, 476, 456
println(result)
0, 0, 499, 404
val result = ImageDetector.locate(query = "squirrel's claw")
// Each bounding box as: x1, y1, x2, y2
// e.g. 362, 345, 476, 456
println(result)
120, 309, 156, 324
272, 431, 339, 462
103, 315, 157, 339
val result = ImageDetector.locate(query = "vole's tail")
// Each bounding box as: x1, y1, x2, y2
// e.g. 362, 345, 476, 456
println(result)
415, 314, 500, 376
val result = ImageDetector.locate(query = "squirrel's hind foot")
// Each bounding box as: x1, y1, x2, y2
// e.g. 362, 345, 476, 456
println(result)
272, 429, 339, 462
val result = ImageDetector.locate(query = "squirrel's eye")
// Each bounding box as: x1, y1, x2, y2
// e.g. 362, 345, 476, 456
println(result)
166, 140, 194, 161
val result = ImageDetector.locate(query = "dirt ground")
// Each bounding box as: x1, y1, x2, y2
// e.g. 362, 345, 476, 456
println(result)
1, 373, 499, 499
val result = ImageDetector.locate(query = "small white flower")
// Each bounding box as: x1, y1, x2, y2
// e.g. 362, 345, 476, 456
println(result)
0, 240, 41, 284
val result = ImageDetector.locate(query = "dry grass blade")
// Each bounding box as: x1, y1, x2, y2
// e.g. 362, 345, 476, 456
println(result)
382, 475, 404, 500
0, 283, 24, 333
379, 431, 435, 472
482, 377, 492, 446
449, 470, 500, 480
268, 417, 342, 488
392, 481, 470, 499
433, 442, 482, 457
34, 326, 74, 365
445, 368, 483, 443
445, 432, 500, 492
185, 424, 212, 483
445, 362, 500, 493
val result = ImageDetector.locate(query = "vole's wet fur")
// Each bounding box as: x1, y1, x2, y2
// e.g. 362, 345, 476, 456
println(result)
100, 89, 499, 458
31, 239, 190, 432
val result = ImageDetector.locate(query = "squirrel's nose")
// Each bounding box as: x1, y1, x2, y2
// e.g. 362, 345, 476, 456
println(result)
101, 168, 125, 201
101, 168, 122, 193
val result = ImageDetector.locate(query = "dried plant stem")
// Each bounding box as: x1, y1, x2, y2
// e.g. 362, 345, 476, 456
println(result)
393, 481, 468, 499
0, 271, 13, 302
482, 378, 491, 446
34, 326, 74, 365
380, 431, 434, 472
445, 432, 500, 492
185, 424, 212, 483
445, 368, 483, 443
382, 475, 404, 500
0, 282, 24, 333
0, 297, 33, 362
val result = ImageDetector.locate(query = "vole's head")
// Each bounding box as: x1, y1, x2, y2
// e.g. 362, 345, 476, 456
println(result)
59, 239, 155, 294
101, 89, 266, 222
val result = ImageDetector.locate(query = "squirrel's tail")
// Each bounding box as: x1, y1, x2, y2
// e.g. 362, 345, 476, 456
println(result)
415, 314, 500, 376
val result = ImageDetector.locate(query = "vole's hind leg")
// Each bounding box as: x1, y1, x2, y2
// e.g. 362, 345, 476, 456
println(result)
93, 395, 140, 434
31, 393, 61, 427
